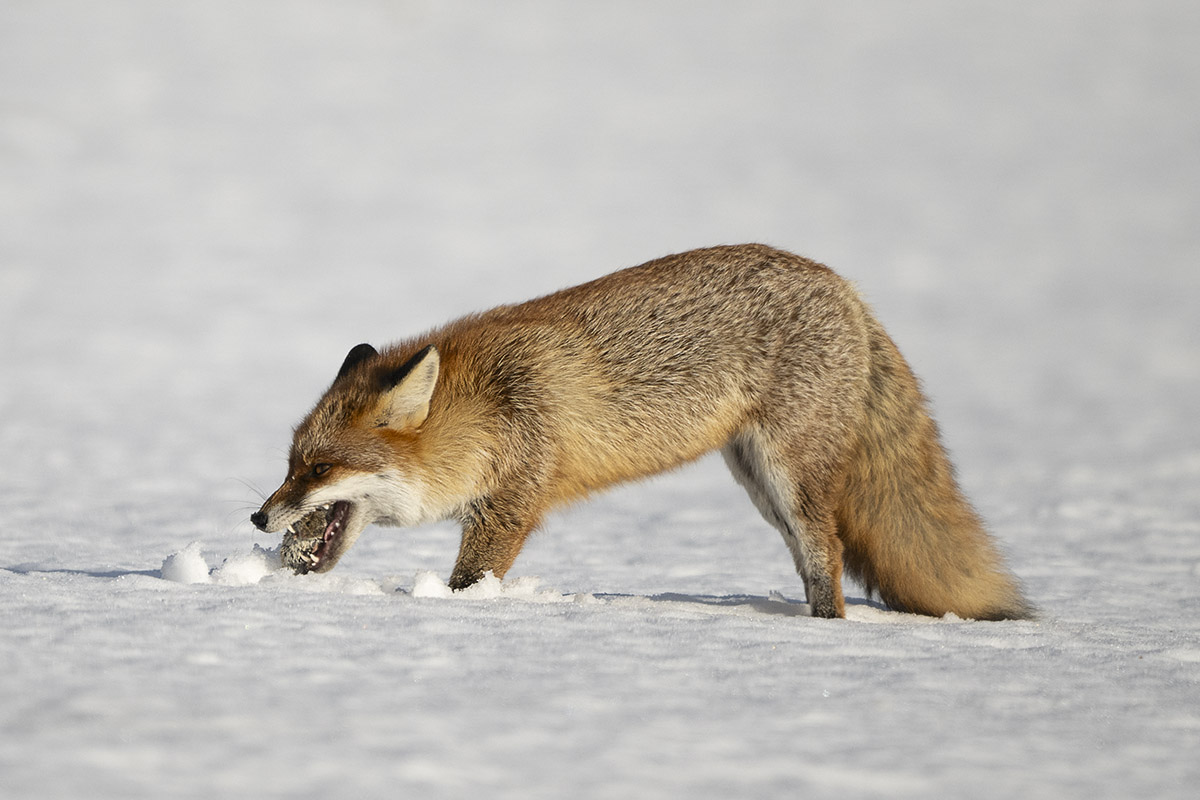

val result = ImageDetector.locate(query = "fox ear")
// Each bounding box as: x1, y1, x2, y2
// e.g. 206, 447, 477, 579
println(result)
337, 343, 379, 380
375, 345, 440, 430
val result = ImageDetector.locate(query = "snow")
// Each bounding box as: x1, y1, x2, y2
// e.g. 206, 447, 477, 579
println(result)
2, 1, 1199, 798
158, 541, 212, 584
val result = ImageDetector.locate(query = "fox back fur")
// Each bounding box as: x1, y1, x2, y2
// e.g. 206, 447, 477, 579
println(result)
253, 244, 1033, 620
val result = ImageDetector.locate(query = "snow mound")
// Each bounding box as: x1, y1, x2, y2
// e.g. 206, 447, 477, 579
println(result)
409, 571, 573, 603
210, 544, 280, 586
411, 570, 454, 598
159, 542, 211, 584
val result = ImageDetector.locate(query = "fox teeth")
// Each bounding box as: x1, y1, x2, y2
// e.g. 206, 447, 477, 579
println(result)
286, 524, 296, 534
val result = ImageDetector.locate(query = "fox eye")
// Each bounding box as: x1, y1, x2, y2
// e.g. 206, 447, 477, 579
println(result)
311, 463, 332, 477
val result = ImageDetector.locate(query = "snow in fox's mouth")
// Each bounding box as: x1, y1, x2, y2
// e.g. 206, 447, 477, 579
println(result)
280, 500, 352, 574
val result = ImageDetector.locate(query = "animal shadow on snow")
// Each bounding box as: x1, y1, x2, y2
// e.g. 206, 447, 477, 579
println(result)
3, 564, 160, 579
601, 592, 889, 618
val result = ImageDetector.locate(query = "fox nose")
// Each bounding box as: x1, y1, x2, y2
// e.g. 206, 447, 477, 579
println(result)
250, 510, 268, 531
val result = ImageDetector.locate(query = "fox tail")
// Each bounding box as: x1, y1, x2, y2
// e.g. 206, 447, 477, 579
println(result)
837, 317, 1035, 621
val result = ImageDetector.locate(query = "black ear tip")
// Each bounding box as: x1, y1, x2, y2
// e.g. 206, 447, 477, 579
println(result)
381, 344, 439, 390
336, 343, 379, 380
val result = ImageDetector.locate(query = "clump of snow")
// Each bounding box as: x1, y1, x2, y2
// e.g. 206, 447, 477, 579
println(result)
210, 544, 280, 586
159, 542, 211, 584
411, 570, 454, 598
409, 571, 574, 603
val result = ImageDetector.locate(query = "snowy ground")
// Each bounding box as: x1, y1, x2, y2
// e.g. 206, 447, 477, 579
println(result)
2, 1, 1199, 798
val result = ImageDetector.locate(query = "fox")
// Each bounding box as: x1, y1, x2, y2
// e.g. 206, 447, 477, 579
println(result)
251, 244, 1033, 620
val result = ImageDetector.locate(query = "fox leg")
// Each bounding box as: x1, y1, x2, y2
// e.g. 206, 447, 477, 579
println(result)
449, 490, 542, 590
721, 429, 846, 618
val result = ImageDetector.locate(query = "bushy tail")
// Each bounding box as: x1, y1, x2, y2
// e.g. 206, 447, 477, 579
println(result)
836, 317, 1034, 620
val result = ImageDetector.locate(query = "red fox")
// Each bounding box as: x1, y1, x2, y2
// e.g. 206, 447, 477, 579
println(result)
252, 244, 1032, 620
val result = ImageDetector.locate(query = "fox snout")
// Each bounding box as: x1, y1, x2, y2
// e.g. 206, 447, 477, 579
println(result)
251, 498, 290, 532
252, 481, 302, 533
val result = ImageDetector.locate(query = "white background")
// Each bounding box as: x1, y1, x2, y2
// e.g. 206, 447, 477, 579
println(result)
2, 2, 1198, 797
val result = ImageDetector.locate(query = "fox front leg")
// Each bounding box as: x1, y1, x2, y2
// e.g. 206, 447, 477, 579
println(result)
449, 492, 542, 590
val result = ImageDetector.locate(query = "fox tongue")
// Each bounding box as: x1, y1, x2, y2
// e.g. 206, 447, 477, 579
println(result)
313, 500, 351, 564
322, 501, 350, 543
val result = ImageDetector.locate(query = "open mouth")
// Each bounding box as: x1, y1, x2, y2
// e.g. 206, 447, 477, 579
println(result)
280, 500, 352, 574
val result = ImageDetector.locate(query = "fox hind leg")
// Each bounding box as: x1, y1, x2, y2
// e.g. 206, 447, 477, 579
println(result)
721, 429, 846, 618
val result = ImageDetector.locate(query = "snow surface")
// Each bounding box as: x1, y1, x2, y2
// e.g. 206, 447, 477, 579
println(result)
2, 1, 1199, 798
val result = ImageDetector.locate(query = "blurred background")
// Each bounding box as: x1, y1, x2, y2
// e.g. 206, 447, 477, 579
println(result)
2, 1, 1197, 578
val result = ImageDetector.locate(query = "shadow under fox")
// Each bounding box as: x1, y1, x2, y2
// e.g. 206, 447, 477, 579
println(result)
252, 244, 1033, 620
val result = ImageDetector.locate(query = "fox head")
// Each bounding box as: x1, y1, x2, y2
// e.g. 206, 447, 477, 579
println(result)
251, 343, 441, 573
